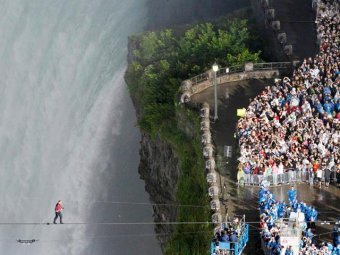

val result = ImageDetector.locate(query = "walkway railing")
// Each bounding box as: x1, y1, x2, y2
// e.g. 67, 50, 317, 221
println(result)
180, 61, 298, 103
190, 62, 293, 85
253, 62, 293, 70
191, 72, 209, 85
240, 169, 338, 186
216, 65, 243, 77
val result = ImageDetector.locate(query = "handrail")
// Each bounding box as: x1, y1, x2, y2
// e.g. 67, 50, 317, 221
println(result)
217, 65, 243, 77
190, 62, 292, 84
191, 72, 209, 85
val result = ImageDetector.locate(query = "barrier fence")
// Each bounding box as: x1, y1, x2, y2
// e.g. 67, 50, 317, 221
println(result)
240, 169, 339, 186
190, 62, 294, 85
191, 72, 209, 85
216, 65, 243, 77
216, 62, 292, 78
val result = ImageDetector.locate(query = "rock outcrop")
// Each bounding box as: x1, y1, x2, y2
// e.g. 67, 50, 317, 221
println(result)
138, 133, 179, 250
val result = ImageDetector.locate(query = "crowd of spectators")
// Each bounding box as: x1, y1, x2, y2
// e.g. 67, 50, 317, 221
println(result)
236, 0, 340, 187
259, 186, 339, 254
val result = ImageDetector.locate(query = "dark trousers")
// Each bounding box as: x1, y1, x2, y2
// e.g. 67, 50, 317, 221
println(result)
53, 212, 63, 223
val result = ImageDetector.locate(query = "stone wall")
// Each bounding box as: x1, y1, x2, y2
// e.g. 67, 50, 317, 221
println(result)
200, 103, 224, 224
250, 0, 317, 61
250, 0, 294, 59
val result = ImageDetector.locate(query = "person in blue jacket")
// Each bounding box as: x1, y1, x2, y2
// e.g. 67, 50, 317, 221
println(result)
314, 100, 325, 114
230, 232, 238, 243
324, 101, 334, 114
273, 242, 281, 255
323, 87, 332, 96
332, 244, 340, 255
336, 235, 340, 247
335, 99, 340, 112
306, 228, 314, 239
285, 245, 294, 255
278, 202, 285, 218
308, 207, 317, 229
305, 206, 312, 221
267, 237, 276, 249
333, 225, 340, 246
219, 231, 229, 242
327, 242, 334, 253
288, 186, 297, 204
311, 208, 318, 221
243, 163, 251, 184
259, 188, 266, 200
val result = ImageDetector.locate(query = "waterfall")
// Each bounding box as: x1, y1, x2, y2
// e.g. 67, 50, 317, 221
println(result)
0, 0, 161, 254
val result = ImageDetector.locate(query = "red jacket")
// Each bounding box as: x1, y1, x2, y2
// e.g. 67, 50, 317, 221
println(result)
55, 203, 63, 213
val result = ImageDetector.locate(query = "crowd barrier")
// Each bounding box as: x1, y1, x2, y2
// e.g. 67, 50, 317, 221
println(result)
240, 169, 339, 186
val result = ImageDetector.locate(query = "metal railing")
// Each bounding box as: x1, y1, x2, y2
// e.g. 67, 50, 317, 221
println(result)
190, 62, 293, 84
191, 72, 209, 85
239, 169, 338, 186
253, 62, 292, 70
217, 65, 243, 77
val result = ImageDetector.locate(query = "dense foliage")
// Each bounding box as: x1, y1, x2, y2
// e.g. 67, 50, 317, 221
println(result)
126, 19, 260, 136
125, 19, 260, 255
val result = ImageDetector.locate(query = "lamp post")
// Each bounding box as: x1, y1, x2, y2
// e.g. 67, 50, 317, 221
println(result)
212, 62, 219, 121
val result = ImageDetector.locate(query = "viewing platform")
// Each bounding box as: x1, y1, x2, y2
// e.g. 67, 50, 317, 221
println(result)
210, 215, 249, 255
180, 60, 340, 254
180, 61, 297, 103
180, 61, 299, 231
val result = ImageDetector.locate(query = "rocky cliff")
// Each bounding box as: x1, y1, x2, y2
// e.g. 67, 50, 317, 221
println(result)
126, 31, 182, 251
138, 133, 180, 249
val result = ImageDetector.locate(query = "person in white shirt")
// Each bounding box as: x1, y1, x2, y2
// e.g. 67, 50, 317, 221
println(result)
278, 161, 284, 184
316, 169, 323, 188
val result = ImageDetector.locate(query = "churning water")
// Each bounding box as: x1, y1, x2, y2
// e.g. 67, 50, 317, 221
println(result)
0, 0, 161, 254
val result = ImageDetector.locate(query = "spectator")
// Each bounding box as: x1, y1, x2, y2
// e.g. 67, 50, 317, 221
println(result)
285, 245, 294, 255
219, 231, 229, 242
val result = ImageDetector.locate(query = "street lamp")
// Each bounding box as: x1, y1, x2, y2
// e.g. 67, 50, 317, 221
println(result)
212, 62, 219, 121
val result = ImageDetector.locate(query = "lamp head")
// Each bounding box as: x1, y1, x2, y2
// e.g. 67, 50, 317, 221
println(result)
212, 62, 219, 72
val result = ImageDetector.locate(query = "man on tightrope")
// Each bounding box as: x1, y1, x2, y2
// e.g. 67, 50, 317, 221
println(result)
53, 200, 64, 224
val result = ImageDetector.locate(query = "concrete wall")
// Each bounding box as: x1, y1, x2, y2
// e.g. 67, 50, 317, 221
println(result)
250, 0, 317, 61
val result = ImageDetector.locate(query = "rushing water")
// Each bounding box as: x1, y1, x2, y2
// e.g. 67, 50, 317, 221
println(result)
0, 0, 162, 254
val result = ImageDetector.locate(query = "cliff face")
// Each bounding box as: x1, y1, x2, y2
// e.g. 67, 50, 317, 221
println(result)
138, 133, 179, 249
127, 35, 180, 251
